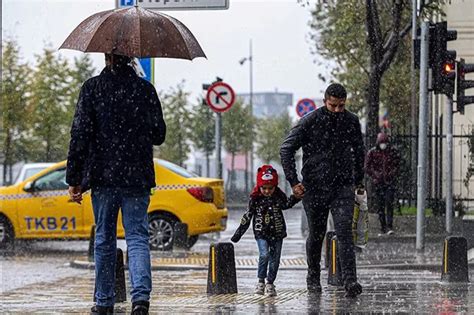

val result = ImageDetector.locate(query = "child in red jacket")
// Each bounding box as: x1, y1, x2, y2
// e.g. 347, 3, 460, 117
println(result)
231, 165, 300, 296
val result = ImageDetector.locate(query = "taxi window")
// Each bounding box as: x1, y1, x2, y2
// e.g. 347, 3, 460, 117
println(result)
24, 167, 47, 180
34, 168, 68, 191
158, 160, 197, 178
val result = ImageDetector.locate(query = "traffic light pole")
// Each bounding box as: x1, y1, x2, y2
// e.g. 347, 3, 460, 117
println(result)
416, 22, 429, 252
445, 96, 454, 234
410, 0, 418, 202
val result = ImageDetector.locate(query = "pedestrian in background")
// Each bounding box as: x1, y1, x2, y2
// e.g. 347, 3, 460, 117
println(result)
365, 132, 400, 236
66, 53, 166, 315
231, 165, 300, 297
280, 83, 365, 298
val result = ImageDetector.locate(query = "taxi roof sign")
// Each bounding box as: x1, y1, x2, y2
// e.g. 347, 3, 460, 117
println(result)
118, 0, 229, 10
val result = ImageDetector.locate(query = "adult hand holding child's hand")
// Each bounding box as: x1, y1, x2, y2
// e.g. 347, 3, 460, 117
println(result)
292, 183, 305, 199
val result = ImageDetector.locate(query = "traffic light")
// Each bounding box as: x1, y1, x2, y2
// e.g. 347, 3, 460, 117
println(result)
429, 22, 457, 95
456, 58, 474, 115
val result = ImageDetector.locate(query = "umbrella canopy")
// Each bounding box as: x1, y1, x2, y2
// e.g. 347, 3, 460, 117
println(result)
59, 6, 206, 60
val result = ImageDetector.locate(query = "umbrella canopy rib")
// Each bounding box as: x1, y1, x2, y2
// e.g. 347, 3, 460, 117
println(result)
151, 10, 192, 60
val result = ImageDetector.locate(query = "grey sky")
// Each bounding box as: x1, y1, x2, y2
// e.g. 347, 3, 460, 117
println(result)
3, 0, 329, 109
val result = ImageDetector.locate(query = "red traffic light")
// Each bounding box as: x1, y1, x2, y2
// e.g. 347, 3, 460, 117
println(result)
444, 62, 455, 73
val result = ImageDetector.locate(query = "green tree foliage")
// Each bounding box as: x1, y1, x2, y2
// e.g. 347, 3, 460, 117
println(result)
68, 55, 95, 122
1, 42, 96, 183
157, 85, 191, 166
256, 113, 292, 164
222, 99, 253, 190
1, 40, 33, 183
309, 1, 442, 146
189, 99, 215, 177
29, 48, 74, 162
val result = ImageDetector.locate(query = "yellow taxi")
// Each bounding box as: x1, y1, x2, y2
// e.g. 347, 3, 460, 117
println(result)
0, 159, 227, 251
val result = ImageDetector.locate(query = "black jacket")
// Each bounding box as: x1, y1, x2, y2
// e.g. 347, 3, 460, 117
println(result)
231, 188, 300, 242
66, 65, 166, 190
280, 106, 365, 190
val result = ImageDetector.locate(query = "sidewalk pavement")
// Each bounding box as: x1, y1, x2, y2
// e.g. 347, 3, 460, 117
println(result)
2, 208, 473, 313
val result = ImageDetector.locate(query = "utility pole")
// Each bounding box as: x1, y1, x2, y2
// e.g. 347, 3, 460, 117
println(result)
411, 0, 418, 205
249, 39, 254, 188
239, 40, 254, 190
215, 112, 222, 179
445, 95, 453, 234
416, 21, 429, 252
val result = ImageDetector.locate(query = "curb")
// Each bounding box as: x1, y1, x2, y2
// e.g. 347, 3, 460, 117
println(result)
366, 235, 447, 243
69, 260, 308, 271
69, 259, 474, 272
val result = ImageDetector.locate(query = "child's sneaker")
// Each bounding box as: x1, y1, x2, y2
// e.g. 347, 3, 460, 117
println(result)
387, 229, 395, 235
254, 282, 265, 295
265, 283, 277, 297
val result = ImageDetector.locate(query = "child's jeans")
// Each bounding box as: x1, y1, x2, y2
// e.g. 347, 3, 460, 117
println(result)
256, 238, 283, 283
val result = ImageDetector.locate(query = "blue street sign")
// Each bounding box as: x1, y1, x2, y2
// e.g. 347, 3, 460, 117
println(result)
139, 58, 153, 83
120, 0, 134, 6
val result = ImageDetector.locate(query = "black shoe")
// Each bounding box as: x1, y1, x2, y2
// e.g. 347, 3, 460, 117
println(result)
131, 300, 150, 315
307, 277, 322, 293
90, 305, 114, 315
344, 282, 362, 298
307, 282, 322, 293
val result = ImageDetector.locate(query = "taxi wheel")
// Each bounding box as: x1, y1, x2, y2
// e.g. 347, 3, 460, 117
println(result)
148, 214, 176, 251
0, 216, 14, 250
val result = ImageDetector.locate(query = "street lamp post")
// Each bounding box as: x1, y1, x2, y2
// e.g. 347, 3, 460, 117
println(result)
239, 40, 254, 191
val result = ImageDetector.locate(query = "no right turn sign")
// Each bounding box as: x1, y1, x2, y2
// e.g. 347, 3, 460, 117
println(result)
206, 82, 235, 113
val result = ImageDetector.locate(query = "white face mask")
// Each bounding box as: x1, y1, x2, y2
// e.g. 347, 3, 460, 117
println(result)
379, 143, 387, 150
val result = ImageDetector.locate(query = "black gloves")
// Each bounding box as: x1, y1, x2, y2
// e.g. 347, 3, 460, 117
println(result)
231, 234, 240, 243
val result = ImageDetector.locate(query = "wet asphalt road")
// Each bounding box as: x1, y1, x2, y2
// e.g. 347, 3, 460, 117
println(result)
1, 207, 473, 313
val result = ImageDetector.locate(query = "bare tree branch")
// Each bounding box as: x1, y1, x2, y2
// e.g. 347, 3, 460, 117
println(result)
371, 1, 384, 51
399, 21, 412, 38
379, 0, 404, 73
366, 0, 379, 63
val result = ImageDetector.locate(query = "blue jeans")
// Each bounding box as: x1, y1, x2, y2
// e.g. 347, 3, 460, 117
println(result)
92, 187, 152, 307
256, 238, 283, 284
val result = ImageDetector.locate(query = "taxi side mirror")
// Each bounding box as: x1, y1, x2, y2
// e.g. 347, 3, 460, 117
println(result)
24, 181, 35, 193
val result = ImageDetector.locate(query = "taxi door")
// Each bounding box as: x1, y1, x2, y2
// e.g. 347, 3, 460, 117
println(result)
17, 167, 85, 238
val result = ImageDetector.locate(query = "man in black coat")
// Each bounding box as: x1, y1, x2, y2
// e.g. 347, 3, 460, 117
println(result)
280, 83, 364, 297
66, 54, 166, 314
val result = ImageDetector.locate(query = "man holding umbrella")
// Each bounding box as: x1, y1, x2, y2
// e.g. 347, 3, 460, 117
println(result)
61, 6, 206, 314
66, 54, 166, 314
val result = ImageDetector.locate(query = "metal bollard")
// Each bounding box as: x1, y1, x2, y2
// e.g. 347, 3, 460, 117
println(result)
441, 236, 469, 283
93, 248, 127, 302
88, 225, 96, 262
173, 222, 189, 249
327, 235, 343, 286
325, 231, 337, 269
207, 242, 238, 294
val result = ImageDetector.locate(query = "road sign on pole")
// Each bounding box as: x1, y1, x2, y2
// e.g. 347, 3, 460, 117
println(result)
206, 82, 235, 113
118, 0, 229, 10
132, 58, 154, 83
296, 98, 317, 117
